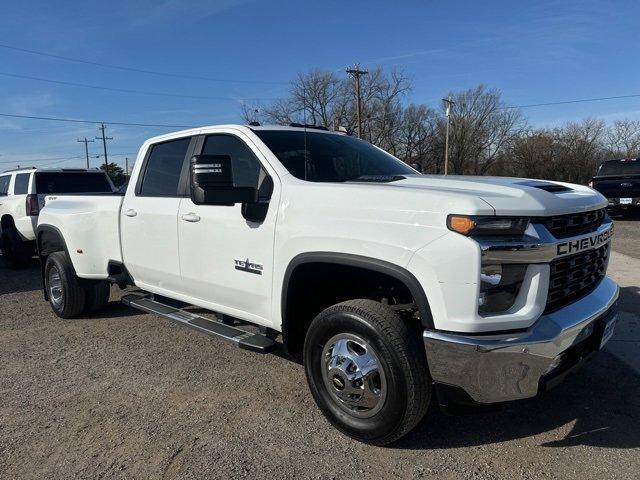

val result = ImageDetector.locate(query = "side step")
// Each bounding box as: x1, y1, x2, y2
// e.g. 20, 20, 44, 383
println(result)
121, 293, 277, 353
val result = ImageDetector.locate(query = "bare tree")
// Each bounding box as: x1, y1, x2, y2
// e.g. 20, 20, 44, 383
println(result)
553, 118, 606, 184
240, 102, 262, 124
604, 119, 640, 158
239, 68, 640, 185
253, 67, 411, 141
396, 104, 440, 171
446, 85, 526, 175
499, 129, 558, 179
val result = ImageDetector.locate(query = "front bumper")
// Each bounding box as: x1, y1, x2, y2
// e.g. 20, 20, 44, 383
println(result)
423, 276, 619, 404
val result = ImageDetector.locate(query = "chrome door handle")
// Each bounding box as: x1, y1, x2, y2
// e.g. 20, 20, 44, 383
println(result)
181, 212, 201, 223
123, 209, 137, 217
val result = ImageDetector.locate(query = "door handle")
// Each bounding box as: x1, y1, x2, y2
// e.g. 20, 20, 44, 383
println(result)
181, 212, 201, 223
123, 209, 137, 217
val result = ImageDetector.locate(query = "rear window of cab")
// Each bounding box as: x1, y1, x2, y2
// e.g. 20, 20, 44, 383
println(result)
598, 159, 640, 176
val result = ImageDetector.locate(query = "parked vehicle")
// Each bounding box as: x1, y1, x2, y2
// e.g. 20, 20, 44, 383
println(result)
36, 125, 619, 444
0, 168, 113, 268
590, 158, 640, 213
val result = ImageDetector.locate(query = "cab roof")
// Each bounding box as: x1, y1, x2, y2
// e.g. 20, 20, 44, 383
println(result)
2, 167, 102, 174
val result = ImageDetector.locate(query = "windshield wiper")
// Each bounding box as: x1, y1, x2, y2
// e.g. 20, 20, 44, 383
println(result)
342, 175, 406, 183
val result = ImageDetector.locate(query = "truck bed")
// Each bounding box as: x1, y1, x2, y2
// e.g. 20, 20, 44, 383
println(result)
38, 194, 125, 279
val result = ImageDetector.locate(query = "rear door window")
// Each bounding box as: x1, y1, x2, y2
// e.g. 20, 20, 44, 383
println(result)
14, 173, 31, 194
140, 138, 192, 196
35, 172, 113, 194
0, 175, 9, 196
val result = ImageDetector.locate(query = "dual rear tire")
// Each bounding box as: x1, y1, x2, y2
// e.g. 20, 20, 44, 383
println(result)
44, 252, 110, 318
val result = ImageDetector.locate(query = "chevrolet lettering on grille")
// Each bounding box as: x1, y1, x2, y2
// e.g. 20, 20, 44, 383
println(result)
556, 225, 613, 256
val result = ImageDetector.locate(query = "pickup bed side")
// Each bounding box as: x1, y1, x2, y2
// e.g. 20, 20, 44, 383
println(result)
37, 195, 124, 279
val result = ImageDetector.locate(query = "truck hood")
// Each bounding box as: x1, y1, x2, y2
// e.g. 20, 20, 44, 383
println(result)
373, 175, 607, 216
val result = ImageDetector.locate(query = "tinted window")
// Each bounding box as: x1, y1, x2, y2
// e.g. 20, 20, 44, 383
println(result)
140, 138, 191, 196
0, 175, 9, 196
598, 160, 640, 176
35, 172, 113, 194
254, 130, 414, 182
14, 173, 31, 194
202, 135, 261, 188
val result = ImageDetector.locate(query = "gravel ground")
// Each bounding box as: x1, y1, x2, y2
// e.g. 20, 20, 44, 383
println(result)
610, 211, 640, 259
0, 218, 639, 480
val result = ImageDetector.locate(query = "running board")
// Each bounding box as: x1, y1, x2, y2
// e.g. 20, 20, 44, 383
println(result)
121, 294, 277, 353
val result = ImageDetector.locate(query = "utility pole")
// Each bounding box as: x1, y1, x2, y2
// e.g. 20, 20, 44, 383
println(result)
77, 137, 94, 169
95, 123, 113, 169
346, 65, 368, 138
442, 95, 455, 175
125, 157, 130, 178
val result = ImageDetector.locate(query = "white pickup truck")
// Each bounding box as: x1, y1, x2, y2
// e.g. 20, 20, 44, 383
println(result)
36, 124, 619, 445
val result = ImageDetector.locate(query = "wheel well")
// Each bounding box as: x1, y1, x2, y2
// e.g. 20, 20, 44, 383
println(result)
281, 256, 431, 354
37, 227, 67, 258
1, 214, 15, 231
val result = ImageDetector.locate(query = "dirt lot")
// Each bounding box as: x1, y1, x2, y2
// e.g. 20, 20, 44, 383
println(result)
1, 219, 639, 479
610, 212, 640, 259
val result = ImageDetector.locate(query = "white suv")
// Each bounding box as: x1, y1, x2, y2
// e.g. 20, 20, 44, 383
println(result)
0, 167, 113, 268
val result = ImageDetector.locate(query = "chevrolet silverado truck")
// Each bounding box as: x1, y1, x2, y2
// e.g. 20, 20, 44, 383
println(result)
590, 158, 640, 213
0, 167, 113, 268
36, 125, 619, 445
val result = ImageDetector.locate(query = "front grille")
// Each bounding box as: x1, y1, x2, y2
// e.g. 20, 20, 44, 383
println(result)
545, 243, 609, 313
542, 208, 606, 239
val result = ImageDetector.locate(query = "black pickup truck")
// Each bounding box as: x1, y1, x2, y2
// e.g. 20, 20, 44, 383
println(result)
591, 158, 640, 213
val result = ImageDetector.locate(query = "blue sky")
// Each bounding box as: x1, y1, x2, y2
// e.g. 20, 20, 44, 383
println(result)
1, 0, 639, 169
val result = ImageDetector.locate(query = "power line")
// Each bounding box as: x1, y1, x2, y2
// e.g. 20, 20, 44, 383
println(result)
0, 42, 287, 86
505, 93, 640, 109
0, 71, 260, 101
0, 112, 196, 128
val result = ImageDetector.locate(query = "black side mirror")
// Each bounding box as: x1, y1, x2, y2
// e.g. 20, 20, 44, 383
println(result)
190, 154, 258, 206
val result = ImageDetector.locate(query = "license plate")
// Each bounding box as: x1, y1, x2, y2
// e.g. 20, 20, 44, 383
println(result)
600, 316, 618, 349
620, 198, 633, 205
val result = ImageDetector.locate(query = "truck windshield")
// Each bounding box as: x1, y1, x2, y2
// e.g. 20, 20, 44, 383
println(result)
597, 160, 640, 176
254, 130, 415, 182
35, 172, 113, 194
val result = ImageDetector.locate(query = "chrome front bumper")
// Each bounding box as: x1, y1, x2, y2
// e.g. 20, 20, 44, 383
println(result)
423, 276, 619, 404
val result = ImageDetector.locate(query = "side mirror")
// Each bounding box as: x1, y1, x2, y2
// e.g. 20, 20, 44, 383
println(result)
190, 154, 258, 206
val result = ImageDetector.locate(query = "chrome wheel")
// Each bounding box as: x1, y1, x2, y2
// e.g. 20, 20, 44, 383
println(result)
321, 333, 387, 418
48, 266, 64, 309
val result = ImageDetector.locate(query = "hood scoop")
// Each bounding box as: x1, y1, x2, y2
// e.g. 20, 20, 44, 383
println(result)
516, 180, 573, 193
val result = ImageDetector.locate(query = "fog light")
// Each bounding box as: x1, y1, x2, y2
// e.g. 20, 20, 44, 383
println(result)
478, 264, 527, 314
544, 354, 565, 375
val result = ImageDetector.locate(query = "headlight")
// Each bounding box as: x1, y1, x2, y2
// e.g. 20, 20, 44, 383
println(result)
447, 215, 530, 236
479, 264, 527, 314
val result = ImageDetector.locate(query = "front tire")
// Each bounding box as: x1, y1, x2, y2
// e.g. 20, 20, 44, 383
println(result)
303, 299, 431, 445
44, 252, 86, 318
